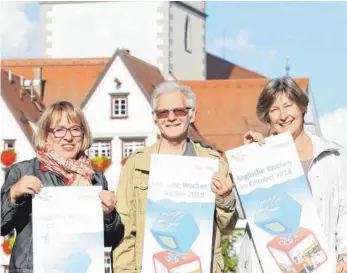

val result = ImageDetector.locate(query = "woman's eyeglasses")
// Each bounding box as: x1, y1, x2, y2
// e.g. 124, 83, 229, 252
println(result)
48, 126, 83, 138
154, 107, 191, 119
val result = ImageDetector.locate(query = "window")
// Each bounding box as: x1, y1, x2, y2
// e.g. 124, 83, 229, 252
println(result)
90, 140, 112, 159
111, 96, 128, 118
184, 15, 192, 53
4, 140, 15, 151
122, 139, 146, 159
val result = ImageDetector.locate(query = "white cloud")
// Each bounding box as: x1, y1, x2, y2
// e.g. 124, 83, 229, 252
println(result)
214, 29, 255, 52
0, 2, 40, 58
319, 106, 347, 148
210, 29, 278, 71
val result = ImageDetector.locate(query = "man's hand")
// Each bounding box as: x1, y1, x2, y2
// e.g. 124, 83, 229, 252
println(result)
211, 173, 233, 198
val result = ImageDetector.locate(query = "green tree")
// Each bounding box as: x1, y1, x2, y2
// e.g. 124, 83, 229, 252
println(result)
222, 230, 243, 273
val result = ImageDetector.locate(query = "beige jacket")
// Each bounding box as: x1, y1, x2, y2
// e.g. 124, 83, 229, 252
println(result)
113, 140, 238, 272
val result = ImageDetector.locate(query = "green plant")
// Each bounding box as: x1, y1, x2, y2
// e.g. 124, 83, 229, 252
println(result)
222, 230, 243, 273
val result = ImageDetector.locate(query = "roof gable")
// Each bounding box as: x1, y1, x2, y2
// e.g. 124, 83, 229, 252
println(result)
81, 49, 165, 108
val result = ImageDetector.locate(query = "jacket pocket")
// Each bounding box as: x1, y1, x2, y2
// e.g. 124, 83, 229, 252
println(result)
133, 172, 148, 214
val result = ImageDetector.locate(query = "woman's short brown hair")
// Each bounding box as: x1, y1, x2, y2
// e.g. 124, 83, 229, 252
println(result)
256, 76, 309, 124
34, 101, 93, 152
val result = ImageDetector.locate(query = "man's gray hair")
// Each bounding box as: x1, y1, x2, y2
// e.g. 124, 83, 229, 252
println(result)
151, 81, 196, 110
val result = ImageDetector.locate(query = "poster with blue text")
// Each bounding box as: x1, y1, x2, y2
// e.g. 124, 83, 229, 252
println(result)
142, 154, 219, 273
32, 186, 105, 273
226, 132, 334, 273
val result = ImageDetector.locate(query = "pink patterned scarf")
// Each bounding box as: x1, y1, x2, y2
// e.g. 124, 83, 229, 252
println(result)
36, 149, 94, 186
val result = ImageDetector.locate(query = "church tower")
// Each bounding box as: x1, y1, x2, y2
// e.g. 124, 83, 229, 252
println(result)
40, 1, 206, 80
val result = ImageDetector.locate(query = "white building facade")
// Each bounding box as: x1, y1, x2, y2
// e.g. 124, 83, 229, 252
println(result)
40, 1, 206, 80
82, 52, 160, 190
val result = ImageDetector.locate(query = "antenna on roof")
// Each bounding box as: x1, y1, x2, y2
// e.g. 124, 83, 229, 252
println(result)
285, 56, 290, 76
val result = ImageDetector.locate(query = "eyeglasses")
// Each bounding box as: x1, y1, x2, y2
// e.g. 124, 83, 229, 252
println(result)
48, 126, 84, 138
154, 107, 191, 119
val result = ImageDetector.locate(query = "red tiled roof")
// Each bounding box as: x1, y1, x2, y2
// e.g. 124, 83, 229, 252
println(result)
182, 78, 309, 151
206, 53, 266, 80
1, 69, 45, 146
1, 49, 165, 108
2, 52, 307, 153
1, 58, 108, 107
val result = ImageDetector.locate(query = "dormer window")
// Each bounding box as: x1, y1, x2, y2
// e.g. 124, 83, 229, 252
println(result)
109, 92, 130, 119
112, 96, 128, 118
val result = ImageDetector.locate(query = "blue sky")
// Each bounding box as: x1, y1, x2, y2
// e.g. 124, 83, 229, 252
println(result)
206, 1, 347, 117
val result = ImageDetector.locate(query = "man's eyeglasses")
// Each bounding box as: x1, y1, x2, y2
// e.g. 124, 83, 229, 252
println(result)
154, 107, 191, 119
48, 126, 84, 138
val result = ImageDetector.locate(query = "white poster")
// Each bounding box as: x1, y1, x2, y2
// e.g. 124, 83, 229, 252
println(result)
142, 154, 219, 273
32, 186, 104, 273
226, 132, 334, 273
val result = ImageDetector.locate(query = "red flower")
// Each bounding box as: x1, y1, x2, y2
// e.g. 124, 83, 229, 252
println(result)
90, 156, 111, 172
1, 241, 11, 255
1, 150, 16, 167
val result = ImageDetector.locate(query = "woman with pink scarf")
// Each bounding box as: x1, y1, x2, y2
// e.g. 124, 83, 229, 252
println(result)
1, 101, 123, 273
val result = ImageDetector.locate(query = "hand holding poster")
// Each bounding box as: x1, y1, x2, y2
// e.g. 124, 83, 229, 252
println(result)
226, 132, 334, 273
32, 186, 105, 273
142, 154, 219, 273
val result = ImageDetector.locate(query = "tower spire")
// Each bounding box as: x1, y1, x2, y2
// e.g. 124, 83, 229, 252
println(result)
285, 56, 290, 76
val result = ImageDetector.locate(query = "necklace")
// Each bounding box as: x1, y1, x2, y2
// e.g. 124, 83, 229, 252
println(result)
296, 135, 309, 154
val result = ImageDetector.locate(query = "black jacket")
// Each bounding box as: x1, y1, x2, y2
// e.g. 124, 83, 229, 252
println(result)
1, 158, 124, 273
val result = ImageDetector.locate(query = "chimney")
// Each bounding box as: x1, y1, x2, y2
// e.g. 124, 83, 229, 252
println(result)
30, 84, 36, 102
19, 75, 25, 99
33, 67, 42, 98
8, 70, 13, 83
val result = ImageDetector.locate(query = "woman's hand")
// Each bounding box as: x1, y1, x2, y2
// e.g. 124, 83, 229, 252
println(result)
99, 190, 117, 216
211, 173, 233, 198
243, 130, 265, 145
336, 257, 347, 273
10, 176, 42, 204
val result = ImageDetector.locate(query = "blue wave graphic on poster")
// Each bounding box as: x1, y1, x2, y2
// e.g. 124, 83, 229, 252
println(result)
147, 199, 215, 220
40, 232, 104, 273
240, 176, 310, 219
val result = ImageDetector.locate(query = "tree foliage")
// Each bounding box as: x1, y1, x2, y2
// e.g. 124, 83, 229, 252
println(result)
222, 230, 243, 273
